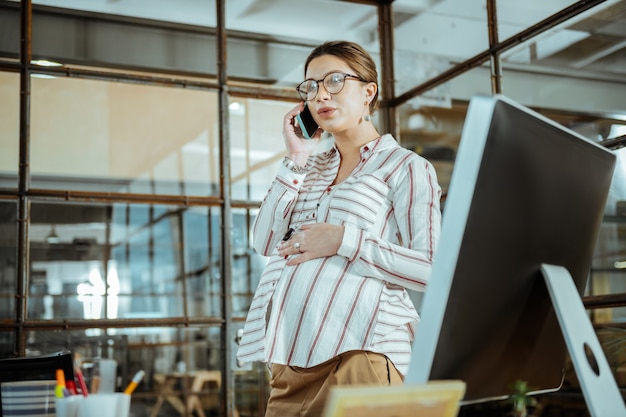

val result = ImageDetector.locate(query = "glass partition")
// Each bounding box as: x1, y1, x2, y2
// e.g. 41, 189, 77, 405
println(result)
397, 99, 469, 195
230, 98, 295, 201
394, 0, 489, 98
27, 200, 222, 321
0, 72, 19, 188
0, 200, 17, 320
0, 330, 15, 358
229, 97, 339, 202
29, 76, 220, 195
0, 3, 19, 59
231, 208, 265, 319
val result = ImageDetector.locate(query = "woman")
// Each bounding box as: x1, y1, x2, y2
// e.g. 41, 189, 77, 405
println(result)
237, 40, 442, 417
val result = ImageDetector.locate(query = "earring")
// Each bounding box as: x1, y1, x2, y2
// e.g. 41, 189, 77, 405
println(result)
364, 114, 371, 122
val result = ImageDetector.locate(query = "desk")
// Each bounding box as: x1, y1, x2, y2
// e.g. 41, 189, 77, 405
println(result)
151, 370, 240, 417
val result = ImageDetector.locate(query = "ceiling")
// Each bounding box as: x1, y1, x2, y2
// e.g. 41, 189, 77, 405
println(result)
13, 0, 626, 82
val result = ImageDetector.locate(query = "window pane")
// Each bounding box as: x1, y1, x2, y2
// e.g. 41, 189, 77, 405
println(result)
0, 200, 17, 320
230, 98, 292, 201
230, 98, 337, 201
0, 72, 19, 187
398, 101, 468, 195
185, 206, 222, 319
0, 331, 15, 357
29, 201, 222, 321
394, 0, 488, 98
30, 6, 217, 75
0, 3, 19, 59
232, 208, 266, 318
396, 66, 491, 193
30, 76, 219, 195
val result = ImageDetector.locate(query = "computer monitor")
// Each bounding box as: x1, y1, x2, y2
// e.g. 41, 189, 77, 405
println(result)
406, 95, 620, 413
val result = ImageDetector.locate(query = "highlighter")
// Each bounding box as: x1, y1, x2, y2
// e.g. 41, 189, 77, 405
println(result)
55, 368, 68, 398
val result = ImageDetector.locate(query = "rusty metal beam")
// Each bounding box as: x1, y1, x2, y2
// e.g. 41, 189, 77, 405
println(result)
486, 0, 502, 94
215, 0, 236, 416
377, 0, 396, 138
0, 317, 224, 331
16, 0, 32, 358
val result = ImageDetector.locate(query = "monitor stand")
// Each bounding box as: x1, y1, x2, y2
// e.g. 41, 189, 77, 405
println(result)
541, 263, 626, 417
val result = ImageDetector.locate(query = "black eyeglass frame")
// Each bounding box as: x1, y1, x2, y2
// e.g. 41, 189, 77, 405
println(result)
296, 72, 366, 101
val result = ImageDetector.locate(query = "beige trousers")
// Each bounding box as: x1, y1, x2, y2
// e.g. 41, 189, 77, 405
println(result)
264, 351, 403, 417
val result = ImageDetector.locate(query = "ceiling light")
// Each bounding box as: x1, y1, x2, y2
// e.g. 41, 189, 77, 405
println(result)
615, 261, 626, 269
31, 59, 63, 67
31, 74, 57, 79
46, 225, 60, 244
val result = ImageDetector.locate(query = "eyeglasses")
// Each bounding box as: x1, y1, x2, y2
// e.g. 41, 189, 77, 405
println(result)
296, 72, 365, 101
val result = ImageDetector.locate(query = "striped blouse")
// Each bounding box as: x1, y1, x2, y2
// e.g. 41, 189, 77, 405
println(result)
236, 134, 442, 376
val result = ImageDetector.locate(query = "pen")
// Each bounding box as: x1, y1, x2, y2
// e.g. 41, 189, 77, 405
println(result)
123, 370, 145, 395
75, 366, 89, 397
282, 228, 295, 241
66, 379, 78, 396
90, 375, 101, 394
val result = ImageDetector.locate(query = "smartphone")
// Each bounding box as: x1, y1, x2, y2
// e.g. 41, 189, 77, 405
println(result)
295, 104, 319, 139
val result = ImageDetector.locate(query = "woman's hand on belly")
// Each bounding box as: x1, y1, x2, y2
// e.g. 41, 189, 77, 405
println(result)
278, 223, 344, 266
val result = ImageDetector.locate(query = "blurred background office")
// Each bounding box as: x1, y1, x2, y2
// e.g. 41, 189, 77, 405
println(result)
0, 0, 625, 416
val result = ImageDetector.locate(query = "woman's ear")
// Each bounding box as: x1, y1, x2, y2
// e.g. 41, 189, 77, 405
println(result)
365, 81, 377, 102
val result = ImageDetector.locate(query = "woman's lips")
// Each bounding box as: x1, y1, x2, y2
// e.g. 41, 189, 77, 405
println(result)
317, 107, 335, 118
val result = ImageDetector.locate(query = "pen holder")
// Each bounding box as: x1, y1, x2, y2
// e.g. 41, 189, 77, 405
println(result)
55, 393, 130, 417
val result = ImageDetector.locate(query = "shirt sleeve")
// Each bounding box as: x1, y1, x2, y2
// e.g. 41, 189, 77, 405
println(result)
336, 157, 442, 292
252, 165, 306, 256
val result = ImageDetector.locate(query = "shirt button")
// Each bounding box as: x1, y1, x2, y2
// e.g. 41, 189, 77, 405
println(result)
327, 187, 332, 192
361, 158, 366, 162
364, 146, 369, 151
293, 179, 299, 184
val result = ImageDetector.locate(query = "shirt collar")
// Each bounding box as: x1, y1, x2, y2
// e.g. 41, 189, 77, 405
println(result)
329, 133, 396, 159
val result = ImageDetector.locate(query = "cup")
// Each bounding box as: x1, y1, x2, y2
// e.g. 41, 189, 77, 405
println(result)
92, 358, 117, 394
0, 380, 56, 417
55, 395, 81, 417
77, 393, 130, 417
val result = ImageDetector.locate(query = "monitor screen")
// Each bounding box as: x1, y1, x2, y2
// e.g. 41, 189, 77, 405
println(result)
406, 95, 616, 402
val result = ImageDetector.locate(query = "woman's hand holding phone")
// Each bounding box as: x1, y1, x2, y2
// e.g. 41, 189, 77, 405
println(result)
295, 104, 319, 139
283, 102, 321, 167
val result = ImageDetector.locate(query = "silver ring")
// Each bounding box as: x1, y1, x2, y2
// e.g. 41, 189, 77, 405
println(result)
294, 242, 301, 249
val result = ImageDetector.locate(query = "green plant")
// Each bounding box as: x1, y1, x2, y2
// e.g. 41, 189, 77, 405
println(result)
507, 380, 537, 417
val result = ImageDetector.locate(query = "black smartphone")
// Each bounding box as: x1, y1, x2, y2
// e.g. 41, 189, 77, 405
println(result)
295, 104, 319, 139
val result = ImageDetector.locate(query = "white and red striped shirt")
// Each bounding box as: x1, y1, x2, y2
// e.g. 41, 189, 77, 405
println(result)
237, 134, 442, 375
